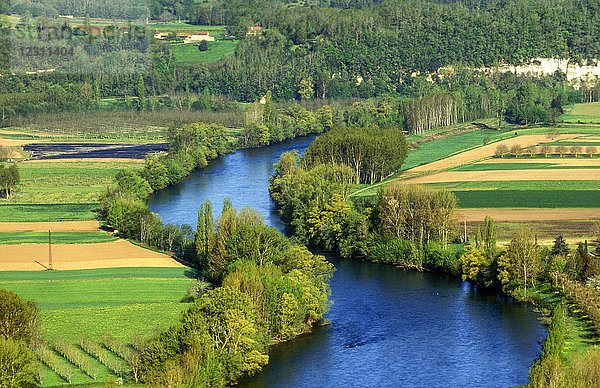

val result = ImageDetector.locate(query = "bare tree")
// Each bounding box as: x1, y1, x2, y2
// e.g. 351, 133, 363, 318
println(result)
540, 144, 552, 158
510, 144, 522, 158
555, 145, 567, 157
495, 144, 509, 158
586, 146, 597, 158
0, 146, 11, 161
570, 145, 582, 158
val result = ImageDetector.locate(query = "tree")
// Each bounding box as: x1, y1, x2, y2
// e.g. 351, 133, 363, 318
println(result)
570, 145, 582, 158
555, 145, 567, 157
551, 235, 569, 258
510, 144, 522, 158
198, 40, 208, 51
586, 146, 597, 158
498, 227, 540, 297
196, 199, 215, 268
540, 144, 552, 158
0, 289, 37, 343
0, 146, 10, 161
495, 144, 509, 158
0, 337, 36, 388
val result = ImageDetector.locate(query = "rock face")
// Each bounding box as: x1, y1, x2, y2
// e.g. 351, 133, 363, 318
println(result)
435, 58, 600, 89
484, 58, 600, 88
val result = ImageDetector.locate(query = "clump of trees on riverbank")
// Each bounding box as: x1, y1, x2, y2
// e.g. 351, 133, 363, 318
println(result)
138, 199, 334, 386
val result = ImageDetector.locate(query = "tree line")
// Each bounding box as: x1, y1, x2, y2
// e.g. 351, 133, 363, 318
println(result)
302, 125, 408, 184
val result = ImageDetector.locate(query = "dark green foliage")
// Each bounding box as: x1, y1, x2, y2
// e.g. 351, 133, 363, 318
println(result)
0, 337, 37, 388
140, 204, 334, 386
551, 235, 570, 258
0, 290, 38, 387
198, 40, 208, 51
0, 164, 19, 198
303, 126, 408, 184
0, 289, 38, 343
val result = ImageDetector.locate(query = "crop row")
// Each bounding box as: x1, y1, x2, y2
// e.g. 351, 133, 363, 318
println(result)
80, 336, 129, 377
53, 337, 99, 379
34, 343, 74, 383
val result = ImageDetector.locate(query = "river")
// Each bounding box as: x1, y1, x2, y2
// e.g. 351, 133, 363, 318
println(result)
148, 135, 547, 387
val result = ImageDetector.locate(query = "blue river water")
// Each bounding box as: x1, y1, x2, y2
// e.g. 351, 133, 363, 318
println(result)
148, 135, 547, 388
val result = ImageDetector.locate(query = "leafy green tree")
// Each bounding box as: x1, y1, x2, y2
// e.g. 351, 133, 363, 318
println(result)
551, 235, 569, 258
196, 199, 215, 268
0, 289, 37, 343
0, 337, 37, 388
198, 40, 208, 51
498, 227, 540, 297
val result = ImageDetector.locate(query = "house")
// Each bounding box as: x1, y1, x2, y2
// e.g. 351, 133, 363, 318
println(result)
183, 31, 215, 43
246, 26, 262, 36
154, 30, 169, 39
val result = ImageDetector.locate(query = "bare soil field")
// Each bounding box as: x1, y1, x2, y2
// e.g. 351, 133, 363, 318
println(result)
457, 208, 600, 222
401, 168, 600, 184
407, 134, 580, 173
22, 158, 145, 164
0, 240, 184, 271
0, 220, 100, 232
22, 143, 168, 160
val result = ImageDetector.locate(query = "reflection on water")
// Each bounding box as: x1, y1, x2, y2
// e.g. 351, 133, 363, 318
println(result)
148, 135, 546, 388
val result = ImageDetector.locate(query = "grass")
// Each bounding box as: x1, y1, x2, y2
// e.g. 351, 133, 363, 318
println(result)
0, 267, 199, 386
0, 266, 200, 385
0, 232, 116, 244
172, 40, 238, 65
452, 190, 600, 208
0, 203, 98, 221
428, 180, 600, 191
13, 161, 143, 203
402, 127, 505, 171
561, 102, 600, 123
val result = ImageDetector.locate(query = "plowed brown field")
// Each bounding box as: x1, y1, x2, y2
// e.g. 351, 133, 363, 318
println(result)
457, 208, 600, 222
0, 221, 100, 232
401, 168, 600, 184
0, 240, 184, 271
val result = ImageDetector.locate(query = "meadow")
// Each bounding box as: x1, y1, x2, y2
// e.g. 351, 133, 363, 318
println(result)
14, 161, 143, 203
561, 102, 600, 124
172, 39, 239, 65
0, 267, 200, 386
452, 190, 600, 208
0, 231, 116, 244
0, 203, 98, 222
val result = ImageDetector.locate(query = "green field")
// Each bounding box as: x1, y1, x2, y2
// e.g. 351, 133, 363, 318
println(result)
0, 267, 199, 386
402, 128, 506, 171
452, 190, 600, 208
0, 232, 116, 244
429, 180, 600, 191
0, 203, 98, 221
14, 161, 143, 203
561, 102, 600, 123
172, 40, 239, 65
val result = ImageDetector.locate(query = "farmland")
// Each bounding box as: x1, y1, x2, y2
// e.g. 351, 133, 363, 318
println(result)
172, 39, 239, 65
0, 267, 199, 386
0, 231, 116, 244
349, 103, 600, 242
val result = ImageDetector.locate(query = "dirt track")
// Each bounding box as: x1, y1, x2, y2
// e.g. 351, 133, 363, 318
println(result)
457, 208, 600, 222
401, 168, 600, 184
0, 240, 184, 271
407, 134, 580, 173
0, 221, 100, 233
